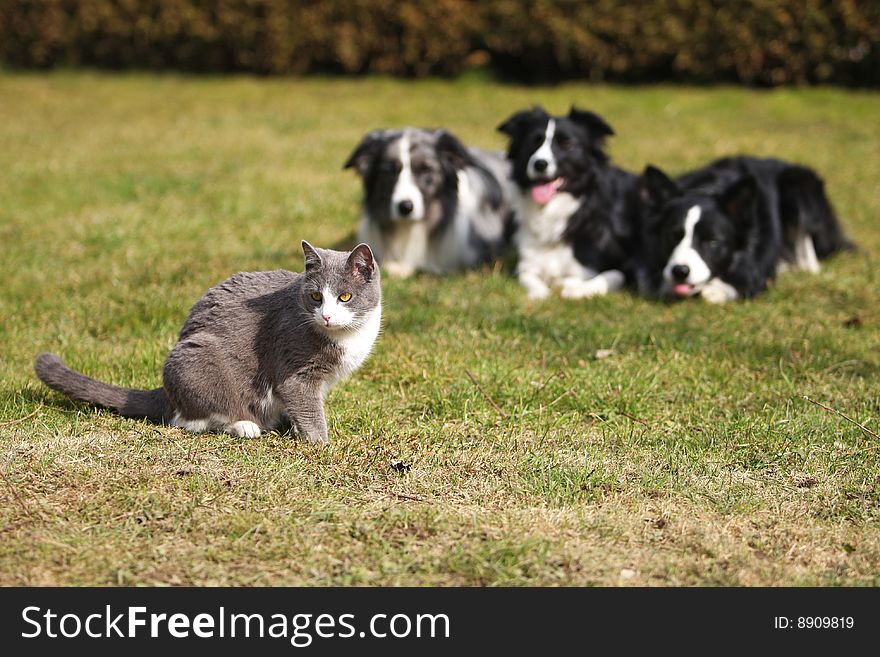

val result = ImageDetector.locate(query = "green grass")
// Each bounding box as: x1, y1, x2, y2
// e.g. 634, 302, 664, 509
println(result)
1, 72, 879, 586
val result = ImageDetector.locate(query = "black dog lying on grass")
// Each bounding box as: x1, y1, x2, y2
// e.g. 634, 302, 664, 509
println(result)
636, 155, 854, 303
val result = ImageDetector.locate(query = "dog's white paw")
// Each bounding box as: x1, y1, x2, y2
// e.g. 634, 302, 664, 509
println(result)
561, 270, 624, 299
228, 420, 262, 438
700, 278, 739, 304
384, 261, 415, 279
794, 232, 821, 273
561, 277, 604, 299
525, 284, 551, 300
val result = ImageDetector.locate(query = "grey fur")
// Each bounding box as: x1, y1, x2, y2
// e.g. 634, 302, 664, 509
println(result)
34, 242, 381, 443
344, 127, 513, 275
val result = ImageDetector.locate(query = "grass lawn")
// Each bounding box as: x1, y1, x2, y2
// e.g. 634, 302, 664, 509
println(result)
1, 72, 878, 586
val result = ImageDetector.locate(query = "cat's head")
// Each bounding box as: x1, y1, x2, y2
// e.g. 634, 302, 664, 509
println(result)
300, 241, 381, 332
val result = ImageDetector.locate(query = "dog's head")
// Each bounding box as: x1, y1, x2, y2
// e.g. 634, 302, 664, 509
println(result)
639, 165, 759, 298
344, 128, 473, 229
497, 105, 614, 205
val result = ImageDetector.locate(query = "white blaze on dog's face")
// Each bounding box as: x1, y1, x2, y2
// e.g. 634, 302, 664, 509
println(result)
663, 205, 713, 296
347, 127, 486, 264
499, 106, 616, 208
527, 119, 558, 181
390, 132, 426, 221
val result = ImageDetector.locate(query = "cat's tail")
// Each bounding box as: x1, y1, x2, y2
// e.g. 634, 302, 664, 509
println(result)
34, 353, 170, 424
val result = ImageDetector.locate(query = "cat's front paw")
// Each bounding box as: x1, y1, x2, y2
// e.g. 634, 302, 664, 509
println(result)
700, 278, 739, 304
227, 420, 262, 438
384, 261, 415, 279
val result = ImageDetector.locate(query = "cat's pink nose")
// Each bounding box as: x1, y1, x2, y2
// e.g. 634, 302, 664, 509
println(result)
322, 313, 331, 322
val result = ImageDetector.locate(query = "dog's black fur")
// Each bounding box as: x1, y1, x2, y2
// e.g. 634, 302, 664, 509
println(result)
497, 106, 643, 296
637, 155, 853, 301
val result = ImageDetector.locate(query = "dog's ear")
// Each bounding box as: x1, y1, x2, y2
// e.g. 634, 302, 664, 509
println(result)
343, 130, 389, 177
435, 130, 473, 172
640, 165, 679, 206
497, 106, 546, 137
568, 106, 615, 138
436, 129, 504, 208
720, 175, 759, 224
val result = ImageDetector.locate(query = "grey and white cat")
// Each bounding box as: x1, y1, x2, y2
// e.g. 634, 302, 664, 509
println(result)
34, 241, 381, 443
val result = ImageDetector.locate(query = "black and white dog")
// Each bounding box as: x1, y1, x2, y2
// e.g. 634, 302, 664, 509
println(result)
344, 128, 512, 278
497, 106, 642, 299
637, 156, 853, 303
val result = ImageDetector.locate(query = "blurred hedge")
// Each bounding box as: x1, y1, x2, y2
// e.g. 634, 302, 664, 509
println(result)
1, 0, 878, 86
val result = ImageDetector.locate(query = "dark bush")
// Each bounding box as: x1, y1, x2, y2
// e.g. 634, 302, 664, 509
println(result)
1, 0, 877, 86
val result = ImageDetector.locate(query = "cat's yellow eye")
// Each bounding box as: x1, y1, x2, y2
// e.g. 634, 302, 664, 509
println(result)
310, 292, 323, 302
338, 292, 352, 303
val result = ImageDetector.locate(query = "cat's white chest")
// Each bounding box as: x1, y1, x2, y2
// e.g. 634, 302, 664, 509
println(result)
323, 304, 382, 396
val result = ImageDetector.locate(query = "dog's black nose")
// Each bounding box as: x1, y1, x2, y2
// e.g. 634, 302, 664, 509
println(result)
397, 200, 414, 216
533, 159, 548, 173
671, 264, 690, 282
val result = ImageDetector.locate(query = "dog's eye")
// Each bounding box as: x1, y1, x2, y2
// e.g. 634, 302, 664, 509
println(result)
705, 240, 720, 250
310, 292, 322, 302
338, 292, 352, 303
557, 138, 573, 151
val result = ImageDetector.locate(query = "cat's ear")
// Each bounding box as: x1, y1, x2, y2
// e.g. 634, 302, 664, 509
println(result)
346, 243, 376, 283
301, 240, 323, 272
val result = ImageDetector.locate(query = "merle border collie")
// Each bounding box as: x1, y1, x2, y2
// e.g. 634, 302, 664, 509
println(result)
344, 128, 512, 278
637, 156, 854, 303
497, 106, 642, 300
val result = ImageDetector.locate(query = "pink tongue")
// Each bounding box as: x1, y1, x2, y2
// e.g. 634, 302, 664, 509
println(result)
531, 180, 560, 205
673, 283, 693, 296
